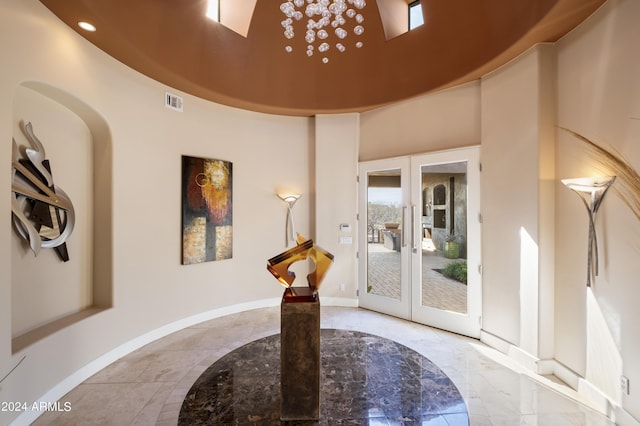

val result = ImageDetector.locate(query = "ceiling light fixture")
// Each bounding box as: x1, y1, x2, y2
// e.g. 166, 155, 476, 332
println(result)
77, 21, 96, 32
280, 0, 366, 64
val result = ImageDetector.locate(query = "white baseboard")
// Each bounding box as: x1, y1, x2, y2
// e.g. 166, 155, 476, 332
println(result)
614, 405, 640, 426
535, 359, 556, 376
479, 330, 621, 420
550, 359, 580, 390
480, 331, 543, 372
576, 377, 613, 417
320, 296, 359, 308
11, 297, 357, 426
507, 345, 542, 373
479, 330, 512, 353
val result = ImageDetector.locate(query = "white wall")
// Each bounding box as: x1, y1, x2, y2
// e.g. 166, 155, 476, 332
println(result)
2, 0, 639, 424
480, 45, 557, 363
360, 1, 640, 421
359, 81, 481, 161
0, 1, 315, 424
481, 50, 540, 348
11, 86, 94, 336
315, 114, 359, 300
556, 0, 640, 421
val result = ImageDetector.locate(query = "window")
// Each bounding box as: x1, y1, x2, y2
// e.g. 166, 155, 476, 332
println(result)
409, 0, 424, 30
204, 0, 258, 37
206, 0, 219, 22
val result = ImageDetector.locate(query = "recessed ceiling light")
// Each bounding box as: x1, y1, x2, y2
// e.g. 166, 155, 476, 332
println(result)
78, 21, 96, 32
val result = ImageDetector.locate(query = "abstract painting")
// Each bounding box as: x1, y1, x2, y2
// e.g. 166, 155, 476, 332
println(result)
182, 155, 232, 264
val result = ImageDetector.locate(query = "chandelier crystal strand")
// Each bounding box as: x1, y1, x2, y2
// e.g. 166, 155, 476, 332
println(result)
281, 0, 366, 63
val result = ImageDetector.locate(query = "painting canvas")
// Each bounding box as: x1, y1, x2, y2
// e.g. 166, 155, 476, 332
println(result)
182, 155, 233, 264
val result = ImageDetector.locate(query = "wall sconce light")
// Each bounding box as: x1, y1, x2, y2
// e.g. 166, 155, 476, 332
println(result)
561, 176, 616, 287
277, 193, 301, 247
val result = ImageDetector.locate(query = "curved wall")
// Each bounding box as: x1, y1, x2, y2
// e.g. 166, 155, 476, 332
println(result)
555, 0, 640, 420
0, 1, 314, 424
360, 1, 640, 421
12, 86, 95, 336
359, 81, 481, 161
11, 82, 114, 353
2, 0, 640, 424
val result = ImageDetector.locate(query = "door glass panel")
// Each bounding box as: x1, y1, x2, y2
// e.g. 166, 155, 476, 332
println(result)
366, 169, 402, 300
419, 162, 468, 313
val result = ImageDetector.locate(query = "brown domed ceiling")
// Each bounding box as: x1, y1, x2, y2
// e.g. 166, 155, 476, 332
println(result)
40, 0, 604, 116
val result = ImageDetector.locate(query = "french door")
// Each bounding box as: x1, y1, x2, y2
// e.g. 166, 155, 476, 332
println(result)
358, 146, 482, 338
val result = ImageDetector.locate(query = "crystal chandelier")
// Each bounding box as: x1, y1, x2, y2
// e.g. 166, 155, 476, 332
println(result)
280, 0, 366, 63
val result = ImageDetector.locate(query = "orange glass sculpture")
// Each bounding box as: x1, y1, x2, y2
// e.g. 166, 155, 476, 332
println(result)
267, 234, 334, 292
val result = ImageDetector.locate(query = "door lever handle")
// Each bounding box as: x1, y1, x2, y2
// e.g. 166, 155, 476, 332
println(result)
411, 205, 418, 252
402, 206, 407, 247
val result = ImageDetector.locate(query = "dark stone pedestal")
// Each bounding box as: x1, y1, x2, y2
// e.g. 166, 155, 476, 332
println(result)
280, 287, 320, 421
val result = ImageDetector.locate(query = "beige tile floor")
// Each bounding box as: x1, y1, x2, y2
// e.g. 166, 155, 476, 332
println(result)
33, 307, 614, 425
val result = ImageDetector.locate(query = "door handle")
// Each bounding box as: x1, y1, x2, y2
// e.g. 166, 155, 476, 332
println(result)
412, 204, 418, 252
402, 206, 407, 247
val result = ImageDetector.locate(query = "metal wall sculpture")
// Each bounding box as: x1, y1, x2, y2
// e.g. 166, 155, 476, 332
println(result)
11, 122, 75, 262
181, 155, 233, 264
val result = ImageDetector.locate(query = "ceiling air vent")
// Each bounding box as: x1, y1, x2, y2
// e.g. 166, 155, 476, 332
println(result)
165, 92, 183, 112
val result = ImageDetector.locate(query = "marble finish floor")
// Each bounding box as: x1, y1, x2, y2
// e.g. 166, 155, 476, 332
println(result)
179, 330, 467, 425
33, 307, 615, 425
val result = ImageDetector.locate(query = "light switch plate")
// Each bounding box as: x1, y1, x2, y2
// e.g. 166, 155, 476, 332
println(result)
621, 375, 630, 395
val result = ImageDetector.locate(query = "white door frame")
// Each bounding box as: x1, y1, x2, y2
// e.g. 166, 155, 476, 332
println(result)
358, 146, 482, 338
410, 146, 482, 338
357, 157, 411, 320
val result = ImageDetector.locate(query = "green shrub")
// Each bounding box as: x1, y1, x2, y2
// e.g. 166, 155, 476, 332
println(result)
442, 261, 467, 284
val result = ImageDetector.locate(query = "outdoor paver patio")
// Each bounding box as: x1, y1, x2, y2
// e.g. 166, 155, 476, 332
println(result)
366, 243, 467, 313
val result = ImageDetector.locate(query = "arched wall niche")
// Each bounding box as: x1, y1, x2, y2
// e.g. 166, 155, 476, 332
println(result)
11, 81, 113, 353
